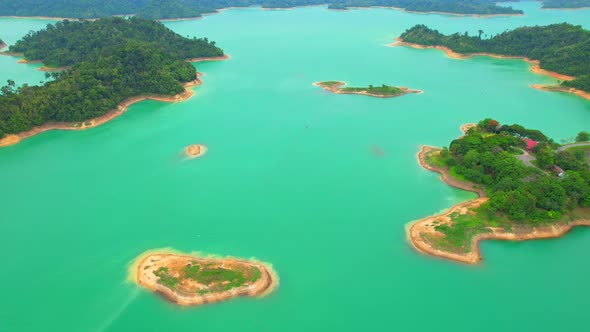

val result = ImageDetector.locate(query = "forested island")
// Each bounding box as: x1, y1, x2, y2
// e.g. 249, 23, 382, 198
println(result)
0, 17, 225, 146
397, 23, 590, 97
314, 81, 421, 98
410, 120, 590, 264
131, 251, 278, 306
0, 0, 522, 20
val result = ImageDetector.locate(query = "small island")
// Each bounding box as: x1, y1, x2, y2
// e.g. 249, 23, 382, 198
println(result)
314, 81, 422, 98
131, 251, 278, 306
395, 23, 590, 100
185, 144, 207, 158
409, 120, 590, 264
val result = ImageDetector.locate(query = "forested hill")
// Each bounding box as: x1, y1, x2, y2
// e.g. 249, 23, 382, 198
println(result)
399, 23, 590, 92
9, 17, 223, 67
542, 0, 590, 8
0, 17, 223, 138
0, 0, 522, 20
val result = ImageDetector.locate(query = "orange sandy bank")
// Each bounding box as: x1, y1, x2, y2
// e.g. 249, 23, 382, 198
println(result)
531, 84, 590, 101
391, 38, 575, 81
313, 81, 422, 98
185, 144, 208, 158
131, 251, 278, 306
0, 74, 203, 148
188, 54, 230, 62
409, 141, 590, 264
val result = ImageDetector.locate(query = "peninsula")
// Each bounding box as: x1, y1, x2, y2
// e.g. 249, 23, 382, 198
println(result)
0, 17, 226, 147
314, 81, 421, 98
131, 250, 278, 306
395, 23, 590, 100
409, 119, 590, 264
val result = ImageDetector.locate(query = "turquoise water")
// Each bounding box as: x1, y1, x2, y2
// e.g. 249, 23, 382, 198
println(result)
1, 2, 590, 331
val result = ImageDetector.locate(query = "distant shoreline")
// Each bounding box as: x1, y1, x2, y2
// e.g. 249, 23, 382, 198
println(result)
531, 84, 590, 101
187, 54, 230, 62
408, 125, 590, 264
0, 73, 204, 148
391, 37, 590, 101
391, 37, 575, 81
0, 5, 524, 23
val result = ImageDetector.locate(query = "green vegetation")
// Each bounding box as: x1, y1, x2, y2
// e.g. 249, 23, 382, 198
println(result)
9, 18, 223, 67
0, 0, 522, 20
157, 261, 263, 293
542, 0, 590, 9
154, 267, 180, 289
427, 119, 590, 252
318, 81, 343, 88
341, 84, 404, 96
0, 17, 223, 138
576, 131, 590, 142
319, 81, 411, 96
400, 23, 590, 93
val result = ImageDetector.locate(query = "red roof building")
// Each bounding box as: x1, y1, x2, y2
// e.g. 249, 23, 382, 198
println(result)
523, 138, 538, 151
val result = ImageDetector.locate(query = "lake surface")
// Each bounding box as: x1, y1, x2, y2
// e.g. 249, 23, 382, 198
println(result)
1, 2, 589, 331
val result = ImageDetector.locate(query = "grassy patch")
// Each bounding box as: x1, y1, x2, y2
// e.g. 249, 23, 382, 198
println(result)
428, 213, 491, 253
340, 84, 404, 96
318, 81, 342, 87
154, 267, 180, 290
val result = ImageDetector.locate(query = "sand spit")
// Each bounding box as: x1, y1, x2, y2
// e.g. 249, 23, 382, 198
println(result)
531, 84, 590, 101
188, 54, 230, 62
391, 37, 576, 81
185, 144, 208, 158
313, 81, 422, 98
408, 127, 590, 264
0, 74, 203, 148
130, 250, 278, 306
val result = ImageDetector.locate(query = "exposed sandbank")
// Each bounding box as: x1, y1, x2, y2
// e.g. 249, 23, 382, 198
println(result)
185, 144, 208, 158
187, 54, 230, 62
408, 127, 590, 264
391, 37, 576, 81
531, 84, 590, 101
0, 42, 6, 50
313, 80, 422, 98
130, 249, 278, 306
0, 74, 203, 148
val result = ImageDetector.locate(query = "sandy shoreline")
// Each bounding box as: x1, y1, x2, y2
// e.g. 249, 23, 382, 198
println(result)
131, 250, 278, 306
531, 84, 590, 101
391, 37, 576, 81
313, 80, 422, 98
0, 15, 79, 21
0, 74, 203, 148
408, 128, 590, 264
187, 54, 230, 62
0, 42, 6, 51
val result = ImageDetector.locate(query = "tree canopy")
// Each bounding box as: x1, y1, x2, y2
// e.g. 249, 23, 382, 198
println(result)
437, 119, 590, 222
0, 17, 223, 138
400, 23, 590, 92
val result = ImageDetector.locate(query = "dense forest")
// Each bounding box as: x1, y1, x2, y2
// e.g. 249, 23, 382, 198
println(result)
542, 0, 590, 8
0, 0, 522, 19
0, 17, 223, 137
436, 119, 590, 222
9, 18, 223, 67
400, 23, 590, 92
